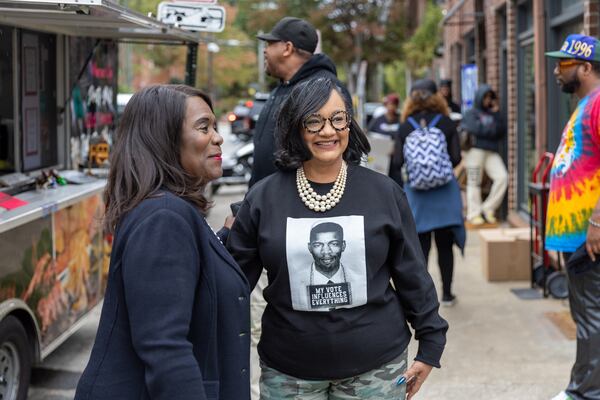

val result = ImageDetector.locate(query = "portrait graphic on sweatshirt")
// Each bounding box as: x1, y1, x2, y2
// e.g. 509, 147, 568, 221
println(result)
286, 216, 367, 312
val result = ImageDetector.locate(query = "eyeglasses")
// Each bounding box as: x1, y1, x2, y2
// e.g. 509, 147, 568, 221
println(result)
303, 110, 350, 134
556, 59, 585, 71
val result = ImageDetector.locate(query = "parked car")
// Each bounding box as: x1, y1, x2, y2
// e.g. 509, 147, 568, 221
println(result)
364, 102, 385, 128
225, 92, 269, 141
226, 100, 252, 139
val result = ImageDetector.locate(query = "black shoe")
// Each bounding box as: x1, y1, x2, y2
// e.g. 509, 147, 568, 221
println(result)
441, 294, 456, 307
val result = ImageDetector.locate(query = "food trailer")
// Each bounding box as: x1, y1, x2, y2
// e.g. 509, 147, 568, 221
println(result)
0, 1, 200, 398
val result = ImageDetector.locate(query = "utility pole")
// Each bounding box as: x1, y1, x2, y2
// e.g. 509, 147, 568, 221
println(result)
257, 30, 265, 92
185, 43, 198, 87
123, 0, 132, 90
206, 39, 220, 99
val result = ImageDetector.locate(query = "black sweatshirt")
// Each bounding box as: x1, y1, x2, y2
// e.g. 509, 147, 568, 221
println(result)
227, 164, 448, 380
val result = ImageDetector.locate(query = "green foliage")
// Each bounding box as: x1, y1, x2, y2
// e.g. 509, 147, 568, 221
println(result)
117, 0, 439, 105
402, 1, 442, 74
384, 60, 408, 100
235, 0, 406, 65
235, 0, 320, 34
117, 0, 259, 105
118, 0, 160, 16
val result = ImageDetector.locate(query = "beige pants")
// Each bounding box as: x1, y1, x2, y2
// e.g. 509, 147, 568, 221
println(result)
250, 270, 268, 400
465, 148, 508, 220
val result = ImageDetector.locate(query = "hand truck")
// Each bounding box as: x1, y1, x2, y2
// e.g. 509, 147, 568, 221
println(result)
528, 152, 568, 298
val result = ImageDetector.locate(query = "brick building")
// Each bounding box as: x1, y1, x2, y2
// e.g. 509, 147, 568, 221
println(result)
441, 0, 600, 223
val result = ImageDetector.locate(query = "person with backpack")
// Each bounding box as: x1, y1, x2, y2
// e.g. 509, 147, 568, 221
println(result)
391, 79, 465, 306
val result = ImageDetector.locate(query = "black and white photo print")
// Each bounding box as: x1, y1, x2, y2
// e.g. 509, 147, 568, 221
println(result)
286, 216, 367, 311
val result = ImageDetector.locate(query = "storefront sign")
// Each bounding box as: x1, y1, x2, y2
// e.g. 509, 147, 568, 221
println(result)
461, 64, 478, 113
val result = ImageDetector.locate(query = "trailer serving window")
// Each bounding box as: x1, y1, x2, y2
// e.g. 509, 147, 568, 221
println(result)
0, 25, 14, 174
0, 26, 58, 175
20, 29, 57, 172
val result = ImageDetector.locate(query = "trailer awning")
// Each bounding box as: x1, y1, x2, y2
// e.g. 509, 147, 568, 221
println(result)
0, 0, 200, 43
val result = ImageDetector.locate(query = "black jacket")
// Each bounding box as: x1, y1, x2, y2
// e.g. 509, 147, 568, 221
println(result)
461, 84, 506, 152
75, 192, 251, 400
445, 97, 461, 114
249, 53, 348, 186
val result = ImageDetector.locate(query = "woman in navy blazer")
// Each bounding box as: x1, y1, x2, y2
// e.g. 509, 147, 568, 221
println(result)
75, 85, 251, 400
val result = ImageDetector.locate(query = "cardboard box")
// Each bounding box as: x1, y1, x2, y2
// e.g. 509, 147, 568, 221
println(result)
479, 228, 531, 281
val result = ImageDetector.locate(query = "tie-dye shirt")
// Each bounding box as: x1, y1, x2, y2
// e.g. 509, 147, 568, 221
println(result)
546, 87, 600, 252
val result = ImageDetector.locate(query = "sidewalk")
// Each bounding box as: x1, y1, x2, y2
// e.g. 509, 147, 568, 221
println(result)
414, 229, 574, 399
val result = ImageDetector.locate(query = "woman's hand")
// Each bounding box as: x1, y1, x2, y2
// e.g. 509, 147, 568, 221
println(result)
224, 214, 235, 229
402, 360, 433, 399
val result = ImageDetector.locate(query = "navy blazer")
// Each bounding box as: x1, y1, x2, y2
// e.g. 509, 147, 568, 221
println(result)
75, 191, 251, 400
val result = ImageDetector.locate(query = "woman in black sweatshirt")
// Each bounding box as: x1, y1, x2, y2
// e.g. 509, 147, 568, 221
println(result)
228, 77, 447, 399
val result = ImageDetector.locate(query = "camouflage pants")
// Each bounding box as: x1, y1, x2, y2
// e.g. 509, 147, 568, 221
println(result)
259, 350, 407, 399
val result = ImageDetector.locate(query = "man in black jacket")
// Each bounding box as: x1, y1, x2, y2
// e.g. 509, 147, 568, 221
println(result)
249, 17, 348, 186
461, 84, 508, 226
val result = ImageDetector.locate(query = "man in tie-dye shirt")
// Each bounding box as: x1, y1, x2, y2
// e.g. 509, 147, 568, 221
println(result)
546, 34, 600, 400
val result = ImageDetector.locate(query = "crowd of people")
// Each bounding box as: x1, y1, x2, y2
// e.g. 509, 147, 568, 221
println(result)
72, 14, 600, 400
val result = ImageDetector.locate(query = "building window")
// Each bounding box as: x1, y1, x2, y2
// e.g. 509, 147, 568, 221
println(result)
549, 0, 583, 17
517, 40, 536, 213
517, 0, 535, 213
0, 26, 14, 173
498, 6, 508, 165
517, 1, 533, 35
465, 30, 476, 66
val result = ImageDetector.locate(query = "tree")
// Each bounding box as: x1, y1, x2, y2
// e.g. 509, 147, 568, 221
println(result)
379, 1, 443, 99
234, 0, 408, 103
401, 1, 443, 83
118, 0, 258, 110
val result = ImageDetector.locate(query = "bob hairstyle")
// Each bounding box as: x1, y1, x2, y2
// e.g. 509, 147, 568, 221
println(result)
401, 90, 449, 122
103, 84, 214, 232
274, 77, 370, 170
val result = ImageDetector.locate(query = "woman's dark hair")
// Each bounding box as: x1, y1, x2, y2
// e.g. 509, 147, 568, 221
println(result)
103, 84, 213, 232
274, 77, 370, 170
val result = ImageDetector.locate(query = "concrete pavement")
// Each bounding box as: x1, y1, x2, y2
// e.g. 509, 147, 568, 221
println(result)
412, 229, 573, 399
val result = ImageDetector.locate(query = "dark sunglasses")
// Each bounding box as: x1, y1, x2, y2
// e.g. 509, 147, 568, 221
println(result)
556, 59, 586, 71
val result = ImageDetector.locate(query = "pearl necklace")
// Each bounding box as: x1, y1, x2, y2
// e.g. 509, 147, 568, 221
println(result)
296, 161, 347, 212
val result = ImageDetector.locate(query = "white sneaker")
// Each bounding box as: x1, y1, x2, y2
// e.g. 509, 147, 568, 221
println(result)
483, 211, 497, 224
551, 391, 572, 400
468, 216, 485, 226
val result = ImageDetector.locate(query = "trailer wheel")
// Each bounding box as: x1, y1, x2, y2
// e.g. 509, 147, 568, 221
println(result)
0, 316, 31, 400
547, 271, 569, 299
